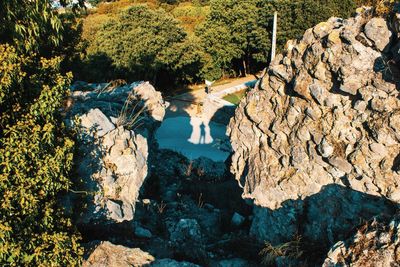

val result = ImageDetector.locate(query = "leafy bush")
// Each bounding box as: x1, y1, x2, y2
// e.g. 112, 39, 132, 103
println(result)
0, 45, 83, 266
83, 4, 204, 86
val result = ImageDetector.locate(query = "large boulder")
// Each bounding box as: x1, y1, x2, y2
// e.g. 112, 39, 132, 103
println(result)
66, 82, 166, 224
228, 8, 400, 249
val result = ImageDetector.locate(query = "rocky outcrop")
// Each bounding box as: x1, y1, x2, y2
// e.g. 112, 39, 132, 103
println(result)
228, 8, 400, 247
66, 82, 166, 224
323, 214, 400, 267
83, 241, 154, 267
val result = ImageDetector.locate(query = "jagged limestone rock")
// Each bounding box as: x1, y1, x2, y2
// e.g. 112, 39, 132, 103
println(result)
228, 9, 400, 247
66, 82, 165, 224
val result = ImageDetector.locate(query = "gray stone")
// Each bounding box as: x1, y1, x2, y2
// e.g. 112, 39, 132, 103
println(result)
66, 82, 165, 225
80, 108, 115, 137
134, 226, 152, 239
169, 219, 202, 244
231, 212, 245, 227
354, 100, 367, 112
313, 21, 334, 39
340, 76, 362, 95
369, 143, 387, 157
132, 82, 166, 122
328, 157, 353, 174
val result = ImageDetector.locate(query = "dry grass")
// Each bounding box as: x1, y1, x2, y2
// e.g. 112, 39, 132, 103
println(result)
116, 93, 146, 129
259, 236, 303, 266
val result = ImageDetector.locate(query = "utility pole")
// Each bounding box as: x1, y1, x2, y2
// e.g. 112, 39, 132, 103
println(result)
271, 11, 278, 62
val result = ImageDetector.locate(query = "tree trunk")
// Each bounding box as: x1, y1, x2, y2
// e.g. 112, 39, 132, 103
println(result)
242, 59, 247, 76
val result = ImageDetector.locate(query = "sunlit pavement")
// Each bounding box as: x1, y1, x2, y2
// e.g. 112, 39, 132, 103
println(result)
156, 77, 256, 161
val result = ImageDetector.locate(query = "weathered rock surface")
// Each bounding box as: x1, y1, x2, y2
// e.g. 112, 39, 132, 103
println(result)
66, 82, 166, 224
83, 241, 154, 267
228, 8, 400, 247
323, 214, 400, 267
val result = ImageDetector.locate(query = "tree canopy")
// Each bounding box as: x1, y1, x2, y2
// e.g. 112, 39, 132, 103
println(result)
78, 0, 362, 86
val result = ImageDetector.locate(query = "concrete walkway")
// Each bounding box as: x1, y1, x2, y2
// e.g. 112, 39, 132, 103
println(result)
166, 75, 257, 118
156, 76, 258, 161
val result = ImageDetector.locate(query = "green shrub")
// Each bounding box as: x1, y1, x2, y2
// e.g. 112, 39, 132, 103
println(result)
83, 4, 204, 87
0, 44, 83, 266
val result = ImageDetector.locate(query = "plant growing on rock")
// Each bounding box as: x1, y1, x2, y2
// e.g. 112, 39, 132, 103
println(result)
259, 236, 303, 266
116, 94, 147, 129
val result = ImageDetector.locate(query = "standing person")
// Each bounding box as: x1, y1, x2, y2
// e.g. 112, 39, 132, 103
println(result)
205, 80, 214, 94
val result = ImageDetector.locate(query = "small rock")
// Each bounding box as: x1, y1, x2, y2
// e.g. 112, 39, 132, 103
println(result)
293, 70, 313, 100
309, 81, 326, 105
354, 100, 367, 112
169, 219, 202, 244
328, 157, 353, 174
340, 76, 362, 95
318, 139, 334, 158
313, 21, 333, 39
134, 226, 152, 239
231, 212, 245, 227
369, 143, 387, 157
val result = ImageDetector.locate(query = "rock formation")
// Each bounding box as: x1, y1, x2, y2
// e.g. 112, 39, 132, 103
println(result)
228, 7, 400, 250
323, 214, 400, 267
83, 241, 154, 267
66, 81, 166, 224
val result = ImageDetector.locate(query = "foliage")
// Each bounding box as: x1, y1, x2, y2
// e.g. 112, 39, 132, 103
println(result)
77, 0, 363, 86
197, 0, 270, 77
83, 4, 204, 86
0, 1, 84, 265
0, 0, 84, 52
0, 44, 83, 266
195, 0, 357, 79
371, 0, 397, 15
171, 2, 210, 34
258, 0, 356, 53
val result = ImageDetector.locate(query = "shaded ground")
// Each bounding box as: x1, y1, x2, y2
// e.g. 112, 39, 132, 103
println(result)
156, 116, 230, 161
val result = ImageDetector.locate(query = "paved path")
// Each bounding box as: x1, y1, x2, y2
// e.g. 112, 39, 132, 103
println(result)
166, 75, 257, 118
156, 76, 258, 161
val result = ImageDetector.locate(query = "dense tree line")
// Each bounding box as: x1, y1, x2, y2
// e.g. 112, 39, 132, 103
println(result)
74, 0, 364, 89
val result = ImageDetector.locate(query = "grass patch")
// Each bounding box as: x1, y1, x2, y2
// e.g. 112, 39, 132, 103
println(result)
222, 89, 248, 105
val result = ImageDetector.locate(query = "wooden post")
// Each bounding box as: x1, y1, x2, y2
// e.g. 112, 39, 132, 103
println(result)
271, 11, 278, 62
